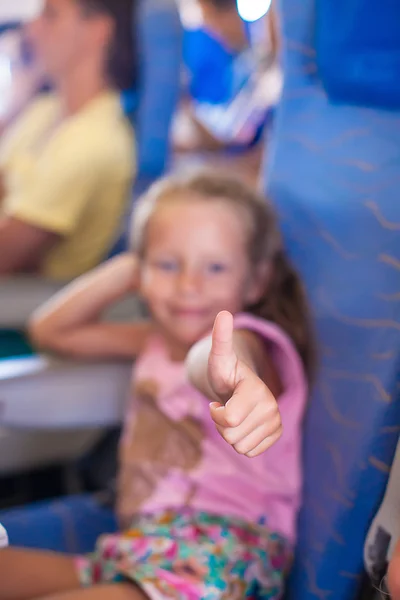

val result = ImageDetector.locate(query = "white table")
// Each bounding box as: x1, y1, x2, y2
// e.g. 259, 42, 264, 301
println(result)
0, 356, 132, 475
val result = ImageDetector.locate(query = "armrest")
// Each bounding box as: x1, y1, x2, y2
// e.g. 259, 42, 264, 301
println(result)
0, 356, 132, 430
0, 276, 146, 328
0, 277, 65, 328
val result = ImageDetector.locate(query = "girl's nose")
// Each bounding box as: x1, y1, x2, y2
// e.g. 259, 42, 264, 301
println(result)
177, 269, 202, 295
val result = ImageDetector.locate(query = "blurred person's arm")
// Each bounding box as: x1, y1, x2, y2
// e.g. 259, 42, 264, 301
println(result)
173, 103, 226, 152
29, 254, 151, 359
0, 127, 125, 276
0, 216, 59, 274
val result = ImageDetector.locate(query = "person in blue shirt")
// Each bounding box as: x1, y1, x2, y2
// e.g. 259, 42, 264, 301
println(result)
176, 0, 281, 151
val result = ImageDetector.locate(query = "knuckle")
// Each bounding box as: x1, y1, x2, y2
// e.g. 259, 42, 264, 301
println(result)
254, 389, 279, 414
253, 378, 268, 399
245, 427, 283, 459
265, 423, 282, 442
246, 447, 261, 458
224, 406, 242, 428
233, 440, 248, 456
222, 428, 238, 446
265, 404, 282, 426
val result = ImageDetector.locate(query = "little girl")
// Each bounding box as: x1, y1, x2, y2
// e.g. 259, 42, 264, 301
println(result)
0, 173, 314, 600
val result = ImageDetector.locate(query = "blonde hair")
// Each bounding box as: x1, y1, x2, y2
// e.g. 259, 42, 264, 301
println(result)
131, 171, 316, 383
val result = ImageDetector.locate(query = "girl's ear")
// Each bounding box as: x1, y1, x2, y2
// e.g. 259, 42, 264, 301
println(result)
245, 261, 271, 305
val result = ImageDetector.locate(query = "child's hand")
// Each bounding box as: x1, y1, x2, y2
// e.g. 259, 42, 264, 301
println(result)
208, 311, 282, 458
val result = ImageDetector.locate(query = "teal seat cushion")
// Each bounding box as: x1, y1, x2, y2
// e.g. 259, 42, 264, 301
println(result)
0, 330, 34, 360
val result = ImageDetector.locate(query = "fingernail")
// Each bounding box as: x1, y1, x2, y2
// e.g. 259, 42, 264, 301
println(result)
209, 402, 222, 410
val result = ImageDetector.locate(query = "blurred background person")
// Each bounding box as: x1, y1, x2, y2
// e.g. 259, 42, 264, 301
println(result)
173, 0, 281, 152
0, 0, 48, 133
0, 0, 135, 280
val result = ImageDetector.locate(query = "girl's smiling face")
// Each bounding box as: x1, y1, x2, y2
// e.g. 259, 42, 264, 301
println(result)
139, 195, 264, 355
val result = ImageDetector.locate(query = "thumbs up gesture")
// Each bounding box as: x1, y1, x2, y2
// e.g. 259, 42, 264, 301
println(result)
208, 311, 282, 458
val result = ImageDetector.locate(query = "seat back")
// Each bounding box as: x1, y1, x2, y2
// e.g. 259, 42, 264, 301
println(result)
111, 0, 182, 255
264, 0, 400, 598
133, 0, 182, 194
316, 0, 400, 109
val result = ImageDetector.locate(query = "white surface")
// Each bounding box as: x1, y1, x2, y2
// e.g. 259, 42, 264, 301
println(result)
0, 356, 131, 429
0, 278, 65, 328
0, 0, 42, 22
0, 523, 8, 548
237, 0, 272, 23
0, 28, 20, 118
0, 281, 141, 474
0, 277, 144, 328
0, 356, 131, 474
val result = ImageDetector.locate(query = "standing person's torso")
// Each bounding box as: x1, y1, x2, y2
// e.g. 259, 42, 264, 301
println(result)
0, 91, 134, 280
184, 15, 282, 145
118, 312, 308, 545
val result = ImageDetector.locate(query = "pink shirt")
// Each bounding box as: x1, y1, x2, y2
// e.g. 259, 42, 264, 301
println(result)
117, 313, 307, 544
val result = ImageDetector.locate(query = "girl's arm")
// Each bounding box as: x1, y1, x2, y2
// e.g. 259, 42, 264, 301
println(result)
187, 311, 282, 458
29, 254, 152, 360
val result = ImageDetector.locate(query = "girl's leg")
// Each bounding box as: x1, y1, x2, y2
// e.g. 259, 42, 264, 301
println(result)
40, 583, 148, 600
0, 548, 79, 600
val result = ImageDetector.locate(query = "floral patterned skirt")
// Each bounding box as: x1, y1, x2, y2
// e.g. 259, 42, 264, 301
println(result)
76, 509, 291, 600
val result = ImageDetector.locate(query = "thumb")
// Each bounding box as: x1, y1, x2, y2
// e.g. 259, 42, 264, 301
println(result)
208, 311, 237, 395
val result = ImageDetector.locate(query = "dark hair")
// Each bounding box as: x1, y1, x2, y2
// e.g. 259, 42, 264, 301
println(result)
77, 0, 138, 90
132, 171, 317, 384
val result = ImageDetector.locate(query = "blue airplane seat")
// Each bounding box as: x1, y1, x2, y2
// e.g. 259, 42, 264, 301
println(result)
264, 0, 400, 598
2, 496, 116, 555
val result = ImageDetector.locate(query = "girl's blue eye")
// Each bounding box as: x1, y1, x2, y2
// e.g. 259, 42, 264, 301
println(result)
208, 263, 227, 274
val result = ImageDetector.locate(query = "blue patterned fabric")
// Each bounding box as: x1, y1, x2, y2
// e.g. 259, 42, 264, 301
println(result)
264, 0, 400, 598
112, 0, 182, 253
1, 496, 116, 554
316, 0, 400, 109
